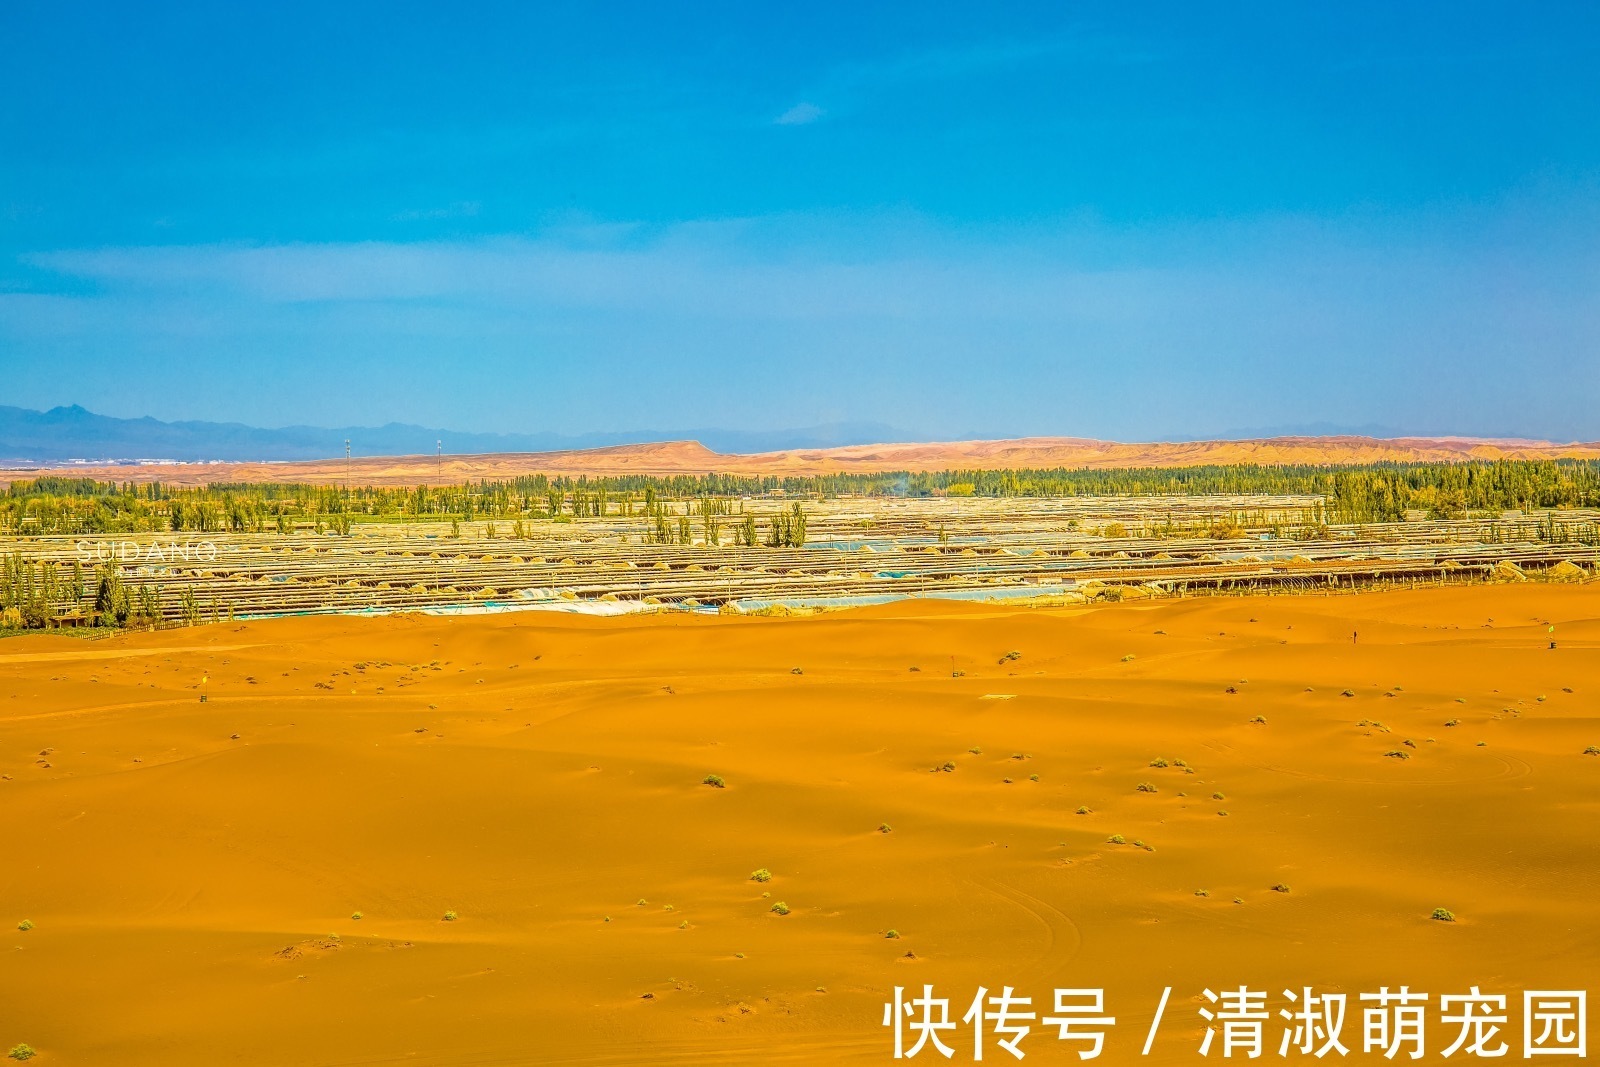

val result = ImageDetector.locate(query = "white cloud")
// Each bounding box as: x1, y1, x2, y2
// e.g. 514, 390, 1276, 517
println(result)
774, 101, 824, 126
7, 208, 1599, 440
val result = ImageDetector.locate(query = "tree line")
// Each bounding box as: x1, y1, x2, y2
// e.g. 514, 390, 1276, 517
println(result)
5, 459, 1600, 534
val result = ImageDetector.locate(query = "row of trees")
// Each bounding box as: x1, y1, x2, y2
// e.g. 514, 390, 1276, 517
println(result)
0, 554, 195, 630
1, 552, 80, 628
6, 460, 1600, 535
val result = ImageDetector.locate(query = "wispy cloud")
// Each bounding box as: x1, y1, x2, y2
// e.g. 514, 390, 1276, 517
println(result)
781, 31, 1154, 124
774, 102, 824, 126
391, 201, 482, 223
6, 207, 1598, 440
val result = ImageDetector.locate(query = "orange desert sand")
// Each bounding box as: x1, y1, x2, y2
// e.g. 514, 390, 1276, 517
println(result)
9, 433, 1600, 487
2, 586, 1597, 1064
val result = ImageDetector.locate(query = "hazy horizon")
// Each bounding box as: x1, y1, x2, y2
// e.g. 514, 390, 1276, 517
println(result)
2, 403, 1596, 470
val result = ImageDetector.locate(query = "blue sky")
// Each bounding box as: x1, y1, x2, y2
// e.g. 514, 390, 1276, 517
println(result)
2, 1, 1598, 442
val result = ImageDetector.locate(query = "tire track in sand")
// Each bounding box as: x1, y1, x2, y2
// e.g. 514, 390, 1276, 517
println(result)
967, 875, 1083, 983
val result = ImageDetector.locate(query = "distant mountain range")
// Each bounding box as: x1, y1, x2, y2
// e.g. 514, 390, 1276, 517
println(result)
4, 405, 1585, 476
0, 405, 915, 465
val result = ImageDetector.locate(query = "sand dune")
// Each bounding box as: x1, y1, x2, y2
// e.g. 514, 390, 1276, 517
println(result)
2, 585, 1596, 1063
7, 433, 1600, 487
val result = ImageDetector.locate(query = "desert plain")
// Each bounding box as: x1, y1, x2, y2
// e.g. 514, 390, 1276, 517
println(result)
1, 583, 1596, 1064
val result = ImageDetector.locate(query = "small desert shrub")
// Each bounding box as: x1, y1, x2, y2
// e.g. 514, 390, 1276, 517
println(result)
703, 774, 726, 788
442, 911, 458, 922
1108, 834, 1126, 845
1075, 806, 1090, 815
1271, 884, 1290, 894
1218, 810, 1230, 816
8, 1045, 35, 1062
16, 920, 33, 932
1028, 774, 1039, 782
1445, 718, 1460, 727
1341, 689, 1356, 697
885, 929, 900, 938
1149, 758, 1169, 768
938, 761, 956, 773
999, 650, 1021, 663
1211, 792, 1225, 801
878, 823, 893, 833
1584, 746, 1600, 756
351, 911, 363, 920
1136, 782, 1157, 793
1385, 750, 1410, 760
734, 951, 745, 958
750, 868, 772, 883
770, 902, 790, 915
1431, 907, 1456, 922
1249, 715, 1267, 725
678, 920, 688, 929
968, 746, 982, 755
1121, 654, 1135, 662
1195, 889, 1209, 897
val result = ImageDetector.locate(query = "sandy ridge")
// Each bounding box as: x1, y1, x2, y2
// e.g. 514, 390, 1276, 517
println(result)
5, 433, 1600, 487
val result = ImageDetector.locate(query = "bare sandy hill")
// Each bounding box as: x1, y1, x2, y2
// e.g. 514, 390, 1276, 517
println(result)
1, 585, 1597, 1064
6, 433, 1599, 487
